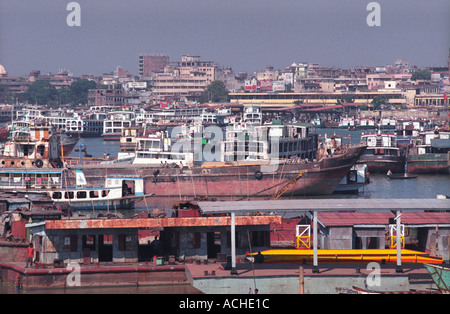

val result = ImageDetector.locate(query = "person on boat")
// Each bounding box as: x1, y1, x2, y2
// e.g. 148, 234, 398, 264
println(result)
254, 251, 264, 263
25, 243, 35, 268
387, 169, 392, 176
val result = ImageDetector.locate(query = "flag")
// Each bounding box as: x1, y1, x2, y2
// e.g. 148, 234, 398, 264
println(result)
444, 93, 448, 101
75, 169, 87, 186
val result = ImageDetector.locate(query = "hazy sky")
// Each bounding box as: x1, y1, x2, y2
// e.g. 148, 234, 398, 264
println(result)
1, 0, 449, 76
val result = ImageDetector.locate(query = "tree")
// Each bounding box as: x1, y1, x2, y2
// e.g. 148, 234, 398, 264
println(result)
25, 80, 58, 105
411, 70, 431, 81
0, 85, 13, 104
337, 95, 355, 105
199, 80, 228, 103
371, 96, 389, 110
69, 79, 97, 106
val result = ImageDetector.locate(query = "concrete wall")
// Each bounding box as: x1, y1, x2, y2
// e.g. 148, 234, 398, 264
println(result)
426, 227, 450, 263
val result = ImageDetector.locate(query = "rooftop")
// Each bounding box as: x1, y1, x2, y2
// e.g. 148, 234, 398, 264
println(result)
197, 199, 450, 214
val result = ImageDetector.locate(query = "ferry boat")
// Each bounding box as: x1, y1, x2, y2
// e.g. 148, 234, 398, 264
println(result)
102, 110, 136, 141
339, 116, 356, 130
65, 112, 106, 138
357, 132, 405, 173
137, 106, 230, 128
406, 130, 450, 174
49, 173, 147, 210
379, 118, 396, 130
73, 121, 367, 198
221, 121, 317, 162
395, 119, 434, 149
358, 117, 375, 129
0, 123, 60, 168
0, 167, 147, 210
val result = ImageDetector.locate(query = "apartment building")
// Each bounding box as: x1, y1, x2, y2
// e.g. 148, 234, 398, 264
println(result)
152, 55, 217, 102
138, 53, 169, 77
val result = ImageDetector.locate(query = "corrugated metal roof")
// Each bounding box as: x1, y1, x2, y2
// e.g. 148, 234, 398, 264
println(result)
317, 212, 450, 227
198, 199, 450, 213
317, 212, 392, 226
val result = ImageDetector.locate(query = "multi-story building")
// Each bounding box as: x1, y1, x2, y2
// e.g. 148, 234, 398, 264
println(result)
138, 53, 169, 77
88, 84, 125, 107
366, 73, 411, 90
152, 55, 217, 102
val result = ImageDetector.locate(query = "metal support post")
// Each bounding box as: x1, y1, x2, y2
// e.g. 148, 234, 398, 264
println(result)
396, 210, 403, 273
312, 210, 319, 273
230, 211, 237, 275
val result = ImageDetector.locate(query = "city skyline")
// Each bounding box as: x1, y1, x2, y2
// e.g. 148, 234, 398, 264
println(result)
0, 0, 449, 76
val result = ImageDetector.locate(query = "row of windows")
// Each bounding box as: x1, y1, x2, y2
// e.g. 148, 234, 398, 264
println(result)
52, 190, 109, 200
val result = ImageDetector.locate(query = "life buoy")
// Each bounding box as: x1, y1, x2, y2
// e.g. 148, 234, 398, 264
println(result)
35, 159, 44, 168
254, 170, 263, 180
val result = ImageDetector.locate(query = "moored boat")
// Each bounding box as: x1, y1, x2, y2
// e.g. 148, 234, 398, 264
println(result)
406, 130, 450, 174
423, 263, 450, 294
0, 123, 60, 168
357, 132, 405, 173
71, 122, 366, 199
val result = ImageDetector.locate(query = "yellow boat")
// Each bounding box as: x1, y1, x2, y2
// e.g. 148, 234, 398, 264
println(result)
247, 249, 443, 264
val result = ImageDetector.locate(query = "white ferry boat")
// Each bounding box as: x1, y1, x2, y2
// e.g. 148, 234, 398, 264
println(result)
102, 110, 136, 141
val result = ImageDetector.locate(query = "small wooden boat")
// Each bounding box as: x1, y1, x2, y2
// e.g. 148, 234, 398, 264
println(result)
387, 174, 417, 180
340, 286, 440, 294
423, 263, 450, 294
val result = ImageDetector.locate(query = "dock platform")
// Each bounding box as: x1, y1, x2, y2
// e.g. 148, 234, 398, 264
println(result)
0, 260, 443, 294
185, 261, 443, 294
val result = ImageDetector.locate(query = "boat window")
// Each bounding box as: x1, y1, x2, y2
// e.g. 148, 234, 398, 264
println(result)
89, 191, 99, 198
102, 190, 110, 197
52, 192, 62, 199
64, 191, 74, 199
37, 145, 45, 157
77, 191, 87, 199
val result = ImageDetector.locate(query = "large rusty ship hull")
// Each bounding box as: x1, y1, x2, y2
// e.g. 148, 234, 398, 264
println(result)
71, 145, 366, 199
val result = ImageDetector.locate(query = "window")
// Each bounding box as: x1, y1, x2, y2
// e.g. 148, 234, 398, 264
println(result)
89, 191, 99, 198
77, 191, 87, 199
63, 235, 78, 252
251, 231, 269, 247
82, 235, 96, 250
64, 191, 74, 199
187, 232, 201, 249
118, 234, 134, 251
52, 192, 62, 199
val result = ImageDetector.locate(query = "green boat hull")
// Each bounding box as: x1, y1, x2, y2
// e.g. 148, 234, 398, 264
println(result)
424, 264, 450, 294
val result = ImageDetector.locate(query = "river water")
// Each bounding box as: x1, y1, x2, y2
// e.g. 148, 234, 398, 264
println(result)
1, 128, 448, 294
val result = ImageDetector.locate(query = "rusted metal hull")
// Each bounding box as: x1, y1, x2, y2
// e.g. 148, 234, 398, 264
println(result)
357, 155, 405, 173
72, 145, 366, 199
407, 153, 449, 174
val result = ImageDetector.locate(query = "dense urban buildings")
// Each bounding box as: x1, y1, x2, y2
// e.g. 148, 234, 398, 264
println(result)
0, 50, 449, 110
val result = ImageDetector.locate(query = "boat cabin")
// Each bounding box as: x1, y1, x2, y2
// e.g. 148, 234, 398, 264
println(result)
0, 168, 66, 191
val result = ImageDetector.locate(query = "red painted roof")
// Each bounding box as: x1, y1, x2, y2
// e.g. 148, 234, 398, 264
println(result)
318, 212, 391, 226
401, 212, 450, 225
